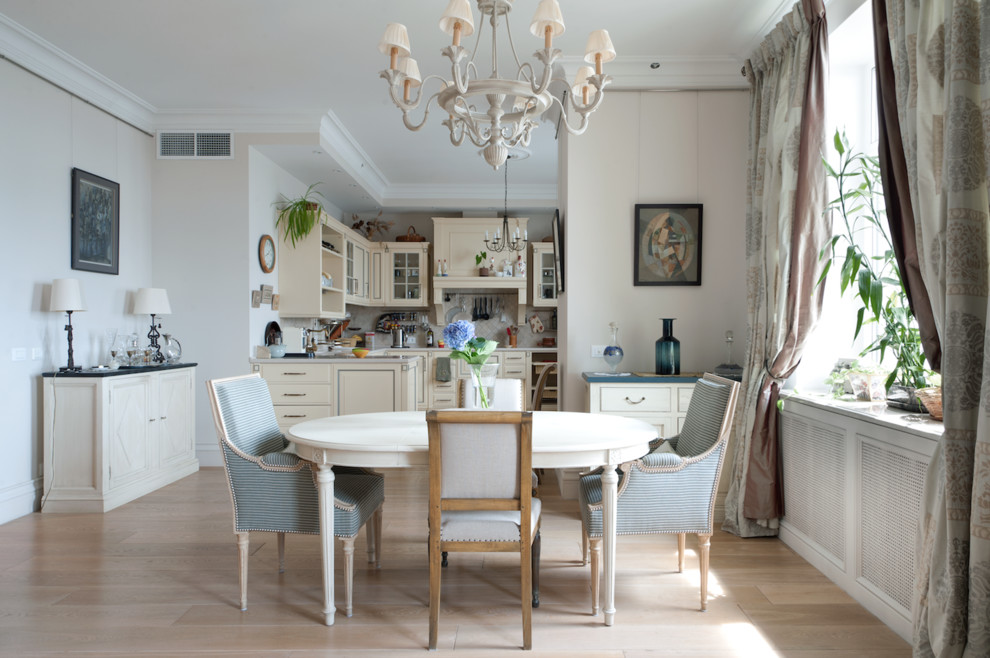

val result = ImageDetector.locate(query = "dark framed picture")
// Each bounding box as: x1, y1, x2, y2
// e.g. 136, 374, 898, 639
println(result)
551, 209, 564, 294
634, 203, 702, 286
71, 168, 119, 275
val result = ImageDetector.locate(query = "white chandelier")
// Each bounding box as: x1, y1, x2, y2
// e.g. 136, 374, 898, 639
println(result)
378, 0, 615, 170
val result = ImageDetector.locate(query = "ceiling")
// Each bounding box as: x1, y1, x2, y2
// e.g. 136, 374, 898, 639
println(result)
0, 0, 819, 213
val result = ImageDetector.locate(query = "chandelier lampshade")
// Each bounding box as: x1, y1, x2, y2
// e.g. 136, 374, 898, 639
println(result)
379, 0, 615, 169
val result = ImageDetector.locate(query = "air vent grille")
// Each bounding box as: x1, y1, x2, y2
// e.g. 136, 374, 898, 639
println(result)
859, 438, 928, 612
780, 414, 846, 564
157, 131, 233, 159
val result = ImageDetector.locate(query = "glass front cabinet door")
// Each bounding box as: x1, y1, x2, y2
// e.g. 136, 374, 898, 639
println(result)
384, 242, 430, 307
530, 242, 557, 307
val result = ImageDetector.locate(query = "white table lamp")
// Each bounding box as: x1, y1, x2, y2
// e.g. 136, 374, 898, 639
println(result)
133, 288, 171, 364
51, 278, 86, 371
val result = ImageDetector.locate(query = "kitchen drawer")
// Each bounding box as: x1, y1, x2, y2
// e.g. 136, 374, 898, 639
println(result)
676, 385, 694, 413
431, 391, 457, 409
455, 354, 501, 378
502, 365, 527, 378
260, 363, 331, 383
598, 386, 672, 413
503, 353, 527, 365
273, 404, 332, 426
268, 383, 332, 405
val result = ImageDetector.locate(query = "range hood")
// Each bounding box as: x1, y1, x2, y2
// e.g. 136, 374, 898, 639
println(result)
432, 276, 528, 324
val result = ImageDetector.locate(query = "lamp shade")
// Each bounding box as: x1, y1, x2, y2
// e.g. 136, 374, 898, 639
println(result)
530, 0, 565, 39
399, 57, 422, 87
571, 65, 595, 97
51, 278, 86, 312
378, 23, 411, 57
439, 0, 475, 38
133, 288, 171, 315
584, 29, 616, 64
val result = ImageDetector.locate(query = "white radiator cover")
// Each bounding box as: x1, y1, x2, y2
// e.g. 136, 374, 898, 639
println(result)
778, 396, 940, 643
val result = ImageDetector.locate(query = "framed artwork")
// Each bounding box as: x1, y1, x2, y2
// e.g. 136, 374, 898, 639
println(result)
634, 203, 703, 286
71, 168, 120, 275
271, 294, 280, 310
251, 290, 262, 308
551, 209, 564, 294
260, 284, 273, 305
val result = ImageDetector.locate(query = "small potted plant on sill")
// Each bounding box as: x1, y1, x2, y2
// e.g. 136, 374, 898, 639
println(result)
476, 251, 489, 276
274, 183, 325, 247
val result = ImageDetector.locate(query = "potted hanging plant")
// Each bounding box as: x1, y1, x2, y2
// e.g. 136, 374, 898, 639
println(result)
818, 131, 935, 410
274, 183, 325, 247
476, 251, 489, 276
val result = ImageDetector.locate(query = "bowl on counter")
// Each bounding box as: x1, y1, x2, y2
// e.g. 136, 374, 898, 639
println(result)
352, 348, 370, 358
268, 344, 287, 358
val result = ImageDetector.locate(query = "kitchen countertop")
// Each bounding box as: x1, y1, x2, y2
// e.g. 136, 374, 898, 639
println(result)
250, 353, 423, 364
382, 346, 558, 353
582, 371, 702, 383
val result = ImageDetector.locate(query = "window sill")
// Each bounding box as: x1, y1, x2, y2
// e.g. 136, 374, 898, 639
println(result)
780, 391, 943, 442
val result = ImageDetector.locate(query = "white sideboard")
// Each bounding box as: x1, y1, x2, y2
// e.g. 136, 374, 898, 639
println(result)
42, 364, 198, 513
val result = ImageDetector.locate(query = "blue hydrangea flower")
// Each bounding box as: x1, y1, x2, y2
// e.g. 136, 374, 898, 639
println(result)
443, 320, 475, 350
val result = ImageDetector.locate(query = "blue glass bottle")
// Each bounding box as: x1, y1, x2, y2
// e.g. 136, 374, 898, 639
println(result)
603, 322, 624, 373
655, 318, 680, 375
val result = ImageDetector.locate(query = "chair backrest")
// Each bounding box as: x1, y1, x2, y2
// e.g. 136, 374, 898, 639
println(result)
207, 373, 285, 460
531, 363, 557, 411
674, 373, 740, 458
457, 377, 525, 411
426, 410, 533, 547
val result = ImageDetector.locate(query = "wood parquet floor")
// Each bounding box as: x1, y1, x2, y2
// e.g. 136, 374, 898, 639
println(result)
0, 468, 910, 657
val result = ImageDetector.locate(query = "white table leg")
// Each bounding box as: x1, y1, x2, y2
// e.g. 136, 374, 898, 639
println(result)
600, 464, 618, 626
315, 463, 336, 625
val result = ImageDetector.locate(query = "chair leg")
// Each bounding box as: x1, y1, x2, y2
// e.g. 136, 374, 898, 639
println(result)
441, 551, 448, 567
677, 533, 686, 573
277, 532, 286, 574
521, 534, 533, 650
582, 529, 589, 566
236, 532, 249, 611
341, 536, 355, 618
532, 531, 542, 608
365, 510, 377, 566
698, 533, 711, 612
589, 536, 602, 616
429, 540, 442, 650
373, 506, 383, 569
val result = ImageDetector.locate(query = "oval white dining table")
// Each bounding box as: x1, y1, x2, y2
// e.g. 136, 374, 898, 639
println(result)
289, 410, 656, 627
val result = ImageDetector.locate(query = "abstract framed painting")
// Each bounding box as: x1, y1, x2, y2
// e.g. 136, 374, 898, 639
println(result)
633, 203, 702, 286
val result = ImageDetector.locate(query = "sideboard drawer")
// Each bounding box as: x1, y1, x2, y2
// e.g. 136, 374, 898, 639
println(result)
598, 386, 672, 413
268, 383, 332, 405
261, 363, 331, 383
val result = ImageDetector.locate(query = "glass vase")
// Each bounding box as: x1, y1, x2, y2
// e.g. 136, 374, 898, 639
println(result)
470, 362, 499, 408
655, 318, 681, 375
603, 322, 624, 373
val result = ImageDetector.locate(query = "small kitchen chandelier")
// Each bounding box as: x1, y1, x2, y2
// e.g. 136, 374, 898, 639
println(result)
485, 157, 526, 253
378, 0, 615, 170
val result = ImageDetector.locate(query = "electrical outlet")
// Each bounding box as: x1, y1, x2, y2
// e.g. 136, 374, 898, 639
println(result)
591, 345, 605, 358
11, 347, 27, 361
32, 347, 42, 360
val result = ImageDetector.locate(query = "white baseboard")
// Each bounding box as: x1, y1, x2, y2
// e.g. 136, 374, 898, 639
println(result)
196, 443, 222, 468
0, 477, 42, 525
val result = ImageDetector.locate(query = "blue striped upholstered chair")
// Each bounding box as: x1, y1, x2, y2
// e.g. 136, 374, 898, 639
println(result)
206, 373, 384, 617
577, 373, 739, 613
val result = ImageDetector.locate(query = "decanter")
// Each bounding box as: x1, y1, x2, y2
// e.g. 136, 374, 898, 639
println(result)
603, 322, 624, 374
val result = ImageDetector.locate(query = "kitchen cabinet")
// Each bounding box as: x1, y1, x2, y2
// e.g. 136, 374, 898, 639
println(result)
346, 237, 371, 305
277, 212, 347, 320
387, 349, 430, 410
42, 365, 198, 513
260, 362, 333, 432
369, 245, 384, 305
383, 242, 430, 307
335, 362, 417, 415
530, 242, 557, 307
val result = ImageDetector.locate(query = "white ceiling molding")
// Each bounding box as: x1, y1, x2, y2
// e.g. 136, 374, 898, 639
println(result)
154, 109, 323, 134
558, 56, 748, 91
382, 183, 557, 211
319, 111, 389, 205
0, 13, 155, 132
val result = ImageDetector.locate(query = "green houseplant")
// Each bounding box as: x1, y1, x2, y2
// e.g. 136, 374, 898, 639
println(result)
274, 183, 325, 247
475, 251, 489, 276
819, 130, 931, 395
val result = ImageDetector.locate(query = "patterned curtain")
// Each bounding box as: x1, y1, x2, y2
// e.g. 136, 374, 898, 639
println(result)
722, 0, 829, 538
879, 1, 990, 654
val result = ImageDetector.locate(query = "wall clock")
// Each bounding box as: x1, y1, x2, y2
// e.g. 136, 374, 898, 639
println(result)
259, 234, 276, 273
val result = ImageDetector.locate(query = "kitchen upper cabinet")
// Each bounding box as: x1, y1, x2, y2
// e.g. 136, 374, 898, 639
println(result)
278, 212, 347, 320
530, 242, 557, 308
346, 237, 371, 305
42, 365, 198, 513
383, 242, 430, 307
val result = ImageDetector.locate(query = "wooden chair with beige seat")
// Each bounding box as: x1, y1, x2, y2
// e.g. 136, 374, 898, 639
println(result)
577, 372, 740, 614
206, 373, 384, 617
426, 410, 540, 650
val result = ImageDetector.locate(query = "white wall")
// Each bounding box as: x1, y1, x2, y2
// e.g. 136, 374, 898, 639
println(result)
0, 60, 155, 523
561, 90, 749, 411
151, 133, 322, 467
